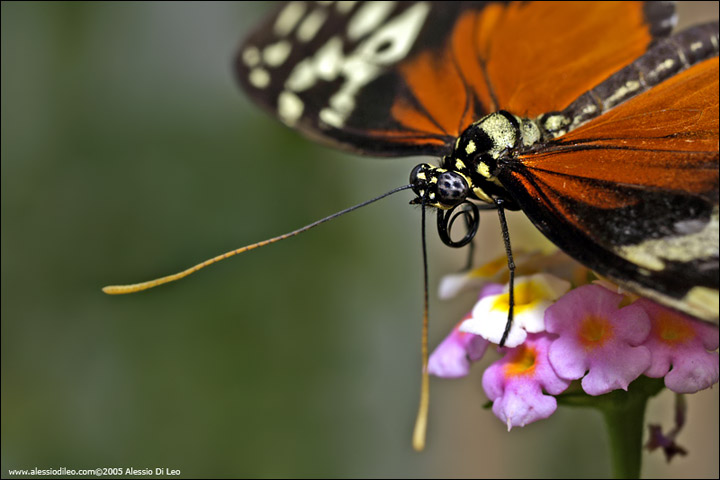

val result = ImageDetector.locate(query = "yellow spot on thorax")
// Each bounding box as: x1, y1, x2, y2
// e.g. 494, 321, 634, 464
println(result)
477, 162, 491, 178
465, 140, 476, 155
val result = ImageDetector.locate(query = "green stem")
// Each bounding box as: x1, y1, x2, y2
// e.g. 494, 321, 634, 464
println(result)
601, 394, 647, 479
557, 376, 665, 479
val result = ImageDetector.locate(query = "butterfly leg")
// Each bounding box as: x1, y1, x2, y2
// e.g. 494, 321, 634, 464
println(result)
495, 198, 515, 348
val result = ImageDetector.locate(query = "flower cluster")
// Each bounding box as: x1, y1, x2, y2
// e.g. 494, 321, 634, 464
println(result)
429, 254, 719, 431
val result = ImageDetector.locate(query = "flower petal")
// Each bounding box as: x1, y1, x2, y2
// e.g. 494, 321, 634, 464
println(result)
429, 316, 490, 378
482, 333, 570, 429
546, 284, 651, 395
636, 299, 720, 393
490, 381, 558, 431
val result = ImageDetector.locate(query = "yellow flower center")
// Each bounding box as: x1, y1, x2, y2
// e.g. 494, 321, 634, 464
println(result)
491, 281, 544, 314
654, 312, 694, 345
503, 344, 537, 377
469, 255, 507, 278
578, 315, 613, 348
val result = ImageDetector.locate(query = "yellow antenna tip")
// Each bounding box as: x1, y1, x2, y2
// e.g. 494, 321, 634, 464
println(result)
412, 366, 430, 452
412, 418, 427, 452
102, 282, 154, 295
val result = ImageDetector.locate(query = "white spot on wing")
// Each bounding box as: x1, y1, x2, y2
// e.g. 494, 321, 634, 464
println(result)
274, 2, 307, 36
319, 107, 344, 128
297, 8, 328, 42
283, 36, 342, 92
285, 59, 316, 91
321, 2, 429, 126
686, 287, 720, 320
354, 2, 427, 63
283, 2, 430, 128
329, 87, 356, 115
278, 91, 305, 124
347, 2, 396, 41
336, 1, 356, 14
616, 207, 719, 270
249, 68, 270, 88
315, 37, 344, 80
242, 46, 261, 67
263, 41, 292, 67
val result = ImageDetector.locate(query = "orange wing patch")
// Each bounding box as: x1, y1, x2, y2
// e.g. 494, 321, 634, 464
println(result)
519, 57, 719, 210
394, 1, 659, 134
482, 1, 655, 116
392, 19, 486, 138
392, 48, 475, 137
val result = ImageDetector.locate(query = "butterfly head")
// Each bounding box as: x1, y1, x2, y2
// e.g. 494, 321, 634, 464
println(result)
410, 111, 542, 209
409, 163, 469, 209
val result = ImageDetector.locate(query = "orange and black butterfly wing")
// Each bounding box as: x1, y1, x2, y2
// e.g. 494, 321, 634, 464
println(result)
235, 2, 718, 319
235, 1, 675, 157
501, 23, 720, 321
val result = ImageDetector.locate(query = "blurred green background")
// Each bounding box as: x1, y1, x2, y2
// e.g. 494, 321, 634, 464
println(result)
2, 2, 718, 478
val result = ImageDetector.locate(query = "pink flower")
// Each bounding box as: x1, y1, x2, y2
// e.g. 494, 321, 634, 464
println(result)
482, 333, 570, 430
428, 315, 490, 378
428, 284, 501, 378
545, 284, 651, 395
636, 299, 719, 393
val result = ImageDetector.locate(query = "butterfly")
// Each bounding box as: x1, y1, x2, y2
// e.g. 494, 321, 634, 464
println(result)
234, 1, 719, 328
104, 0, 719, 451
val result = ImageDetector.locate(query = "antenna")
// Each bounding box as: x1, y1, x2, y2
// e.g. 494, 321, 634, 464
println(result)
103, 184, 412, 295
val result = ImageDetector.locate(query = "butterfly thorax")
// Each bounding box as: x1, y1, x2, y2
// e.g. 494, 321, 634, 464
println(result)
410, 111, 542, 210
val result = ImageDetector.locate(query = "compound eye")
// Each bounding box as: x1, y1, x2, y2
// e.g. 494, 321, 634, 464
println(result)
409, 164, 426, 186
410, 163, 433, 198
437, 172, 468, 207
